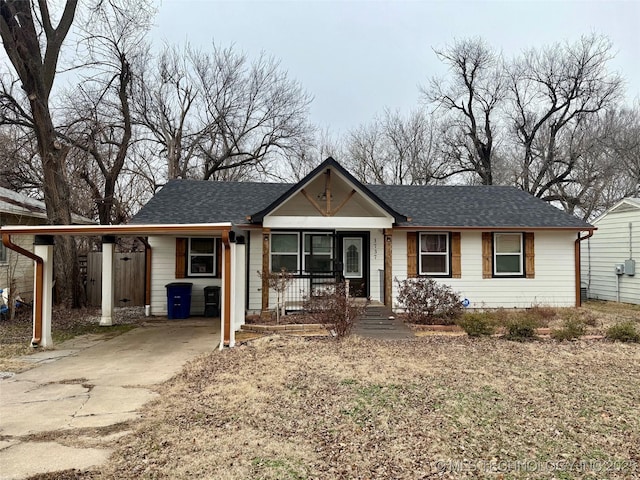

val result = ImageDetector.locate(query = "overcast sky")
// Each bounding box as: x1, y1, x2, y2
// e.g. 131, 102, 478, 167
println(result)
154, 0, 639, 134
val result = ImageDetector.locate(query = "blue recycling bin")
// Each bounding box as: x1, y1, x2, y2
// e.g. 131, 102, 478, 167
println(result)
165, 282, 193, 319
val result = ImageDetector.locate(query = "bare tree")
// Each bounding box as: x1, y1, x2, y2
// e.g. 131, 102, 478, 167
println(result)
345, 109, 444, 185
506, 34, 623, 202
0, 126, 43, 191
60, 0, 151, 224
134, 44, 314, 182
279, 126, 344, 182
0, 0, 85, 307
424, 38, 504, 185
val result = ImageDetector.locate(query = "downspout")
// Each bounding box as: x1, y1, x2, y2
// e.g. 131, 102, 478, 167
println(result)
138, 237, 152, 316
221, 230, 232, 348
575, 230, 595, 307
2, 233, 43, 346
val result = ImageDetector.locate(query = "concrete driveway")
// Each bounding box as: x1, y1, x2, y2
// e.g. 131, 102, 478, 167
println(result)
0, 319, 219, 480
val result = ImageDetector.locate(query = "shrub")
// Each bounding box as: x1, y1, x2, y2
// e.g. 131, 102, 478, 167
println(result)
457, 312, 495, 337
304, 282, 366, 338
551, 318, 586, 341
527, 305, 557, 327
606, 322, 640, 343
580, 311, 598, 327
395, 278, 463, 325
504, 316, 539, 341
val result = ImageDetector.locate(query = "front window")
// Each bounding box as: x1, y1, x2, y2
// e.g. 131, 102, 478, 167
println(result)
304, 233, 333, 273
419, 233, 449, 275
494, 233, 523, 276
271, 233, 299, 273
188, 238, 216, 276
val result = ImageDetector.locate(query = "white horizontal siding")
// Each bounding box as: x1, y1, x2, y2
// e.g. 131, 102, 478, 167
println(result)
0, 234, 35, 302
148, 236, 222, 316
581, 209, 639, 304
392, 230, 577, 309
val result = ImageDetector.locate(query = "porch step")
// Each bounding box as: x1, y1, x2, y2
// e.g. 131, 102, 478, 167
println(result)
352, 305, 414, 340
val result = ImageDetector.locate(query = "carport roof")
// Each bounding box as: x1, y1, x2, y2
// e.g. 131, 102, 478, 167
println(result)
0, 223, 233, 236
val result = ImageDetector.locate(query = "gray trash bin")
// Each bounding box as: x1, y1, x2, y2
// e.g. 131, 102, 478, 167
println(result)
204, 286, 221, 317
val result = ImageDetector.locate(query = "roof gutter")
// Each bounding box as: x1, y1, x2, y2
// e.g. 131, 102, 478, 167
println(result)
0, 223, 233, 236
575, 229, 596, 307
2, 233, 43, 346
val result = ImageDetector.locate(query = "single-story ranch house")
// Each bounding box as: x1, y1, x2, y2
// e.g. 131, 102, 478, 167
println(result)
132, 158, 592, 328
1, 158, 594, 348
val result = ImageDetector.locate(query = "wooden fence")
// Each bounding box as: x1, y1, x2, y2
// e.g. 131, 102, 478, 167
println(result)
85, 252, 145, 307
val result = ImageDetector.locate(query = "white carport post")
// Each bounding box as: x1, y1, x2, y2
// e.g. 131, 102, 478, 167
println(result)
220, 230, 245, 349
219, 233, 229, 349
234, 236, 246, 335
33, 236, 54, 347
100, 236, 116, 326
229, 239, 237, 348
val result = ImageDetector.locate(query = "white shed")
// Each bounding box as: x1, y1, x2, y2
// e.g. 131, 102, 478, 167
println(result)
581, 198, 640, 304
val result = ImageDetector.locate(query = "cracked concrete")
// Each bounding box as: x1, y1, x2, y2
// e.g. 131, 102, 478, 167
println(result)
0, 319, 219, 479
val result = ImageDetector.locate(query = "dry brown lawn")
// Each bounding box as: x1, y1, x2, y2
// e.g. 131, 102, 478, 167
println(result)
92, 334, 640, 479
5, 301, 639, 479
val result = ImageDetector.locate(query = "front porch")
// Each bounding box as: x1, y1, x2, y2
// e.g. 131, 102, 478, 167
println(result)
253, 228, 394, 316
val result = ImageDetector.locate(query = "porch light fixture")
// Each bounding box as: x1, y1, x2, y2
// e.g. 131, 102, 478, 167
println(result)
317, 191, 333, 201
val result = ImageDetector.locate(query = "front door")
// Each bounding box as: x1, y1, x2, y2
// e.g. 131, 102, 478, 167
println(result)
338, 232, 369, 298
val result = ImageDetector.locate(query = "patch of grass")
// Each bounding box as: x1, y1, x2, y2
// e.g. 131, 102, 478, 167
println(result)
457, 312, 496, 337
251, 457, 307, 480
52, 323, 136, 343
606, 321, 640, 343
340, 382, 403, 426
551, 318, 586, 341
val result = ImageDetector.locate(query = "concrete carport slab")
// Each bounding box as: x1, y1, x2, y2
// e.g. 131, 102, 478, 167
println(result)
0, 318, 218, 479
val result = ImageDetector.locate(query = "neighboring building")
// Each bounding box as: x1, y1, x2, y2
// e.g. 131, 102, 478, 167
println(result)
0, 187, 93, 301
130, 158, 593, 319
581, 197, 640, 304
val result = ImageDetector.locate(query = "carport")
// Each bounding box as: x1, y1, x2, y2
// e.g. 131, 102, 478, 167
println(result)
1, 223, 244, 349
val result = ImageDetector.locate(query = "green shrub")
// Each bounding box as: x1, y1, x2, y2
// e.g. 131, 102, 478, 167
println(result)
551, 318, 586, 341
504, 316, 539, 341
606, 322, 640, 343
395, 278, 463, 325
457, 312, 496, 337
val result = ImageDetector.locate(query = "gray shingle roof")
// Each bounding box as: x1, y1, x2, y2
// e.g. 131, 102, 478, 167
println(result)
368, 184, 591, 228
130, 180, 290, 225
130, 179, 592, 229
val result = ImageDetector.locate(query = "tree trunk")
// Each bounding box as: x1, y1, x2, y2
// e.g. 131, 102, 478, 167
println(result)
32, 99, 86, 308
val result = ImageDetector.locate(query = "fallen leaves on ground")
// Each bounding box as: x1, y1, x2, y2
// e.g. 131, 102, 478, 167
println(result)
94, 334, 640, 480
